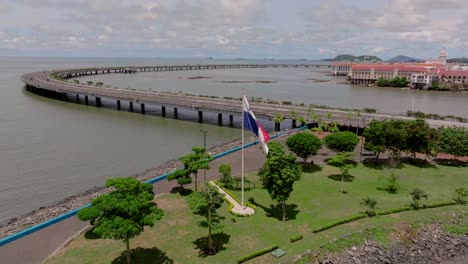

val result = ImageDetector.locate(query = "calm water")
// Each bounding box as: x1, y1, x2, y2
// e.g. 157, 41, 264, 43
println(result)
1, 57, 467, 224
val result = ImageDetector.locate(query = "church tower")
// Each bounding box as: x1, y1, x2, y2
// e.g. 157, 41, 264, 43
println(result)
439, 47, 447, 65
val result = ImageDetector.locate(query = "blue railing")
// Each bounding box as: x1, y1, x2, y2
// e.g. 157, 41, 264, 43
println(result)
0, 127, 306, 247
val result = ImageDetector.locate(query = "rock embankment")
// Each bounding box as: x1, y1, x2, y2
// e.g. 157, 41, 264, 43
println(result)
295, 221, 467, 264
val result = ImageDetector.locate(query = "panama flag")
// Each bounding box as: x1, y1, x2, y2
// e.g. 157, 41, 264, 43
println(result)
242, 95, 270, 154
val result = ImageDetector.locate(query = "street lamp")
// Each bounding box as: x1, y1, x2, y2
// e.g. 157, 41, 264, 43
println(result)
359, 117, 365, 162
200, 128, 209, 183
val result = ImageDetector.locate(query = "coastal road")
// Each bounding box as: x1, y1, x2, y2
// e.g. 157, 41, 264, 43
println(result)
0, 144, 266, 264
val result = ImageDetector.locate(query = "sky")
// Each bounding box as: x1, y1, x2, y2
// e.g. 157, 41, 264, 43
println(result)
0, 0, 467, 59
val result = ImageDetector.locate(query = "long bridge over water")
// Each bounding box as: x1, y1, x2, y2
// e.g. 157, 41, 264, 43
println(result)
21, 64, 468, 130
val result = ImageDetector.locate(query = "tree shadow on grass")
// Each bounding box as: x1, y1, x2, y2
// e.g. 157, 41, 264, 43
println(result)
302, 163, 323, 173
433, 158, 467, 167
400, 157, 437, 169
328, 174, 355, 182
111, 247, 174, 264
192, 232, 231, 257
362, 158, 385, 170
253, 201, 300, 221
84, 227, 101, 239
170, 187, 193, 196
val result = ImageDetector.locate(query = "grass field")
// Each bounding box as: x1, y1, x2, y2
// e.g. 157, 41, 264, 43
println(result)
46, 162, 468, 264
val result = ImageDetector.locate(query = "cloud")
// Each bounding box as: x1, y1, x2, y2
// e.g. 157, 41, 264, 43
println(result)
1, 0, 468, 58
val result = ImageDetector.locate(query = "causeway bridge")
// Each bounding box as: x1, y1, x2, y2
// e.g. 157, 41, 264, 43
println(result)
21, 64, 468, 130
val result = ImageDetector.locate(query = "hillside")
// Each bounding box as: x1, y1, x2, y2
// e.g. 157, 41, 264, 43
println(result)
326, 54, 382, 62
388, 55, 421, 62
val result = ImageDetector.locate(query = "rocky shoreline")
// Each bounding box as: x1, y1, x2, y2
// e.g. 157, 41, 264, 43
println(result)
290, 213, 467, 264
0, 133, 270, 239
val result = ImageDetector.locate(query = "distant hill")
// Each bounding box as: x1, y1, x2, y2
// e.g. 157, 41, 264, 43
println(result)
447, 57, 468, 63
387, 55, 421, 62
324, 54, 382, 62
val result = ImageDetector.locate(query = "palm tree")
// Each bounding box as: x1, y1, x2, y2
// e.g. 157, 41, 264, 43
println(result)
360, 198, 377, 216
346, 112, 354, 131
273, 114, 284, 131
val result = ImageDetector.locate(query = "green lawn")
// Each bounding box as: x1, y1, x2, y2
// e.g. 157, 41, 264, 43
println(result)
46, 163, 468, 264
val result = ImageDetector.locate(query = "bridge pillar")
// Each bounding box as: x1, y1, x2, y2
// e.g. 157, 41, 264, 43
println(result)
141, 104, 145, 114
117, 100, 121, 110
275, 122, 281, 131
162, 106, 166, 117
198, 111, 203, 123
62, 93, 68, 101
292, 119, 297, 128
218, 113, 222, 126
129, 102, 133, 112
174, 108, 178, 119
229, 114, 234, 127
76, 94, 79, 102
85, 95, 89, 105
96, 97, 102, 107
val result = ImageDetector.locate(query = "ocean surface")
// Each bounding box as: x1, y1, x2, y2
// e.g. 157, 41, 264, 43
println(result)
0, 57, 467, 224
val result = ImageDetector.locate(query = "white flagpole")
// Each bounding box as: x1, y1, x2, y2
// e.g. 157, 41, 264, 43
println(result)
241, 90, 245, 208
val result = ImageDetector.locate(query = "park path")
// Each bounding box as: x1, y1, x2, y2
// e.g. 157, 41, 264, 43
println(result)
0, 142, 266, 264
209, 181, 255, 216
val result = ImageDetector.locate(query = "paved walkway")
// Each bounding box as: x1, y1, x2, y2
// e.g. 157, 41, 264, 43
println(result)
209, 181, 255, 216
0, 143, 266, 264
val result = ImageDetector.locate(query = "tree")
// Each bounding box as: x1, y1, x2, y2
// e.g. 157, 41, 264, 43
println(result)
454, 187, 467, 205
186, 187, 224, 254
77, 178, 163, 264
363, 120, 386, 160
258, 141, 301, 221
324, 131, 359, 152
168, 147, 213, 192
286, 132, 322, 162
273, 114, 284, 131
360, 198, 377, 216
382, 172, 399, 194
382, 120, 408, 157
404, 119, 437, 158
409, 188, 428, 209
327, 152, 355, 194
437, 127, 468, 158
218, 163, 232, 188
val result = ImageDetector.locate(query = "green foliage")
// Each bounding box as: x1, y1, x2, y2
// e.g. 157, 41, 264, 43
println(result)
286, 132, 322, 162
237, 245, 279, 264
363, 119, 410, 159
258, 141, 301, 221
168, 147, 213, 191
454, 187, 468, 205
376, 76, 409, 87
437, 127, 468, 157
290, 234, 303, 242
409, 188, 428, 209
73, 79, 80, 84
360, 198, 377, 217
324, 132, 359, 152
87, 81, 93, 85
218, 163, 232, 187
282, 101, 292, 105
77, 206, 100, 222
382, 172, 399, 194
212, 179, 256, 213
362, 108, 377, 113
188, 186, 225, 253
404, 119, 437, 157
77, 177, 163, 264
313, 214, 367, 233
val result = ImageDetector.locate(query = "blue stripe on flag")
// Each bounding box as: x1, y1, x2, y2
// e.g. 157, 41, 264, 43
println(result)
243, 111, 259, 136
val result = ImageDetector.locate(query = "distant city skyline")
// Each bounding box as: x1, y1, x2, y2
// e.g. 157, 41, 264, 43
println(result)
0, 0, 467, 59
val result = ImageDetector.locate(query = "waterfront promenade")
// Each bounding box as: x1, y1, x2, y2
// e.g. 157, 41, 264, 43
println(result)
0, 144, 266, 264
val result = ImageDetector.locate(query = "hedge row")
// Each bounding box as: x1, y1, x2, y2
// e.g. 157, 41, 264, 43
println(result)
237, 245, 279, 264
290, 234, 303, 243
313, 201, 458, 234
376, 206, 412, 216
313, 214, 367, 233
224, 198, 250, 217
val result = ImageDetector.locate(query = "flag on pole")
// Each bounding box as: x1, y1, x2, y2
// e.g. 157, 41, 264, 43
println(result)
242, 95, 270, 154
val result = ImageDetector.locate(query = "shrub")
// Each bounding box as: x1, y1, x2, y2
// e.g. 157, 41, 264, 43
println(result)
409, 188, 428, 209
237, 245, 279, 264
324, 132, 359, 152
382, 173, 399, 194
282, 101, 292, 105
377, 206, 412, 216
87, 81, 93, 85
363, 108, 377, 113
290, 234, 303, 242
313, 214, 367, 233
360, 198, 377, 217
423, 201, 456, 208
454, 187, 468, 205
